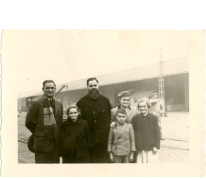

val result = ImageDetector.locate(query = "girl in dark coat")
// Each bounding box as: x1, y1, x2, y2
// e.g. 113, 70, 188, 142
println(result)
132, 98, 160, 163
59, 104, 91, 163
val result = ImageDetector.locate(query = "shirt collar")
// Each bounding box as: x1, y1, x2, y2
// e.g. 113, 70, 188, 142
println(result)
118, 105, 131, 110
139, 113, 152, 118
66, 117, 82, 124
42, 94, 55, 101
117, 122, 126, 126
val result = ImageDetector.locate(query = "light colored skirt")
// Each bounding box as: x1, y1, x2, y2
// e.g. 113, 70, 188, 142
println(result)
136, 150, 159, 163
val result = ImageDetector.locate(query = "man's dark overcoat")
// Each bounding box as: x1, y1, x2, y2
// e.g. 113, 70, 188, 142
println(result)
25, 95, 63, 153
76, 94, 111, 160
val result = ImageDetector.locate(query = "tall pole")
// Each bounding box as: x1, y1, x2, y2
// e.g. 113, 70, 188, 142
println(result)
158, 49, 165, 104
55, 83, 68, 97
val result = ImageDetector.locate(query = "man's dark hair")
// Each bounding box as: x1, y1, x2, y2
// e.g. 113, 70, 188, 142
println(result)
86, 77, 99, 85
42, 80, 56, 88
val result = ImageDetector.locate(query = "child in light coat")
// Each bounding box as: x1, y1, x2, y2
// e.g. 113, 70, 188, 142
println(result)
108, 109, 136, 163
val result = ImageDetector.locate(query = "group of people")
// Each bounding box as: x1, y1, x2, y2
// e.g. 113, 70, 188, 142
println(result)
25, 77, 165, 164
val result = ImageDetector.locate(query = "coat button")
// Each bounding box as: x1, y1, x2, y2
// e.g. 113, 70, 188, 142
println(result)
94, 120, 96, 122
93, 111, 95, 113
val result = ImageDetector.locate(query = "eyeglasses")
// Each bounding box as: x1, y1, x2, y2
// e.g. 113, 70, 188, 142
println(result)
88, 84, 98, 88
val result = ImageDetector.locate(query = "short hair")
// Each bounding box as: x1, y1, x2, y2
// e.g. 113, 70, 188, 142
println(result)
116, 108, 127, 116
138, 98, 151, 108
86, 77, 99, 85
66, 104, 80, 115
42, 80, 56, 88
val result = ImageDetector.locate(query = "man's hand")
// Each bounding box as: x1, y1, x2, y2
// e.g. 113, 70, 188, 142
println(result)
130, 152, 134, 162
110, 122, 117, 128
109, 153, 114, 162
152, 147, 158, 154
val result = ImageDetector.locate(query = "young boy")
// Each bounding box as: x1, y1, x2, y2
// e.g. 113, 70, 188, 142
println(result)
108, 109, 136, 163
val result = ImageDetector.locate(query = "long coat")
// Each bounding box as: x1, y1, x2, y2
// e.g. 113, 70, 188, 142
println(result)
76, 94, 111, 158
111, 106, 138, 124
59, 117, 91, 158
108, 123, 136, 156
132, 113, 160, 151
25, 95, 63, 152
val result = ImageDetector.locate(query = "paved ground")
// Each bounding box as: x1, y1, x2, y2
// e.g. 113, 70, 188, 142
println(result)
18, 141, 35, 163
161, 112, 189, 141
159, 112, 189, 163
18, 112, 189, 163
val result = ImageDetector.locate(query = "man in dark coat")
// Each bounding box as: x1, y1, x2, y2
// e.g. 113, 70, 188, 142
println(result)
76, 77, 111, 163
25, 80, 63, 163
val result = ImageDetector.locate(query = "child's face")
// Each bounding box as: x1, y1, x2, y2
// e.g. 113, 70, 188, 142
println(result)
68, 108, 78, 121
138, 102, 149, 115
116, 113, 126, 124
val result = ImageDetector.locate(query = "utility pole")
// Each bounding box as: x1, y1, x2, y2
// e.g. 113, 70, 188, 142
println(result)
158, 49, 165, 104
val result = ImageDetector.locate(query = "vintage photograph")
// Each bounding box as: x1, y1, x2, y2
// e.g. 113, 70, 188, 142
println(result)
1, 29, 205, 176
12, 30, 191, 163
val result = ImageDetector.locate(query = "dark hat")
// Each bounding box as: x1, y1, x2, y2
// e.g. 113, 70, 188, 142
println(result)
27, 134, 35, 153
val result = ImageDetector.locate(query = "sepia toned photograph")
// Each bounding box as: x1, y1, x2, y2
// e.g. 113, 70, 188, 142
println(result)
4, 30, 192, 163
1, 29, 205, 176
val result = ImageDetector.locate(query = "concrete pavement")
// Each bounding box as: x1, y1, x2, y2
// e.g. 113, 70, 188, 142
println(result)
159, 112, 189, 163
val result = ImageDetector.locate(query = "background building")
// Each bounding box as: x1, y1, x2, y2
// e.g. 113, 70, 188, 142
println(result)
18, 57, 189, 112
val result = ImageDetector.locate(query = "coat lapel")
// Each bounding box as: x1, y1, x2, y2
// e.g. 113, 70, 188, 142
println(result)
94, 97, 102, 110
42, 95, 47, 108
85, 94, 103, 110
116, 124, 128, 139
126, 108, 133, 120
54, 98, 58, 116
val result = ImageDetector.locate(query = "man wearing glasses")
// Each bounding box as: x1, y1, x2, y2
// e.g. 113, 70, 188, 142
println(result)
76, 77, 111, 163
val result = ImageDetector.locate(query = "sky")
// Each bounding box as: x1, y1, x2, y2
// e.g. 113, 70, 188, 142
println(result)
1, 30, 204, 95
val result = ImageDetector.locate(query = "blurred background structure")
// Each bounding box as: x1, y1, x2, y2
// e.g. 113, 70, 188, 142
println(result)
18, 57, 189, 112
